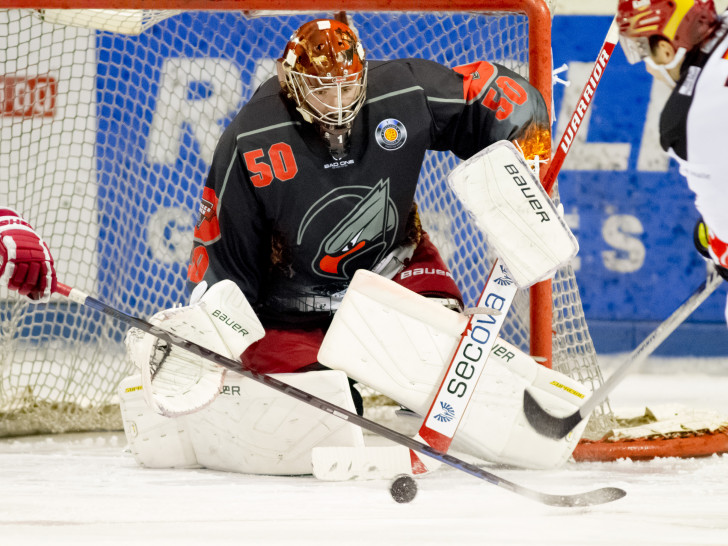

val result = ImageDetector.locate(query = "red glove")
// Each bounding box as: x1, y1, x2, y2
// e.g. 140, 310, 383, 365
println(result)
0, 208, 57, 301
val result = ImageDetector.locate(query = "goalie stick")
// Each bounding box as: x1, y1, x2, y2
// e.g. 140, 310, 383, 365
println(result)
523, 266, 724, 440
411, 259, 517, 473
542, 17, 619, 194
55, 281, 625, 507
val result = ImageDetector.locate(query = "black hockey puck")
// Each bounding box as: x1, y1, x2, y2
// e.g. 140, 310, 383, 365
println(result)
390, 474, 418, 503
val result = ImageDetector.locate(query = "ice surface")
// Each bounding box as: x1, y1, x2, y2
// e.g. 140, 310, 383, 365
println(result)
1, 357, 727, 546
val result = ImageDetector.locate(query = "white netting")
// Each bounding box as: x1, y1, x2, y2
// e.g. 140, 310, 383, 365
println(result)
0, 6, 611, 439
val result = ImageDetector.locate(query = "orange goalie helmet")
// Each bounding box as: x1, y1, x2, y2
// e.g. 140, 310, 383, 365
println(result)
617, 0, 719, 64
277, 19, 367, 135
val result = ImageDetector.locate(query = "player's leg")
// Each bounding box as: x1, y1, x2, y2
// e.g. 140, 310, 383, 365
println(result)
119, 369, 365, 475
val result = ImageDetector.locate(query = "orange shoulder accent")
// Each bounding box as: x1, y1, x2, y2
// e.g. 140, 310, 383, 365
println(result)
453, 60, 497, 102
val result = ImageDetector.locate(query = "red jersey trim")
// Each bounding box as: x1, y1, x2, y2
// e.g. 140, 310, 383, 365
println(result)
193, 186, 221, 244
453, 61, 497, 102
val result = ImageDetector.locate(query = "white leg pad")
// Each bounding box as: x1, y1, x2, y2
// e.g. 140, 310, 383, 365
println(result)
119, 369, 364, 475
119, 376, 200, 468
312, 445, 413, 481
455, 341, 588, 468
318, 270, 588, 469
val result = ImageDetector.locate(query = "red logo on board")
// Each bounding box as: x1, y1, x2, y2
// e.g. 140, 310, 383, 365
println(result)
1, 75, 57, 117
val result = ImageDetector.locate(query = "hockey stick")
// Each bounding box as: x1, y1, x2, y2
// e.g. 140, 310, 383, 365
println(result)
542, 17, 619, 194
412, 259, 517, 473
55, 281, 624, 507
523, 266, 724, 440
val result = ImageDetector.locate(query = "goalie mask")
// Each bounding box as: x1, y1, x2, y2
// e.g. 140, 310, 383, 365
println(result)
277, 19, 367, 159
617, 0, 718, 86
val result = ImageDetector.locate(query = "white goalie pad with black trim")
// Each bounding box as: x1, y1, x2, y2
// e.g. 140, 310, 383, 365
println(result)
447, 140, 578, 288
318, 270, 588, 469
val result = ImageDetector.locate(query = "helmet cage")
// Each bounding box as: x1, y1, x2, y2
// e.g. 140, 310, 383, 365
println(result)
284, 66, 368, 129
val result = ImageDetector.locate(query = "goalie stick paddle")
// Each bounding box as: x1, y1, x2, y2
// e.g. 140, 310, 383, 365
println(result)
413, 259, 517, 473
523, 266, 724, 440
55, 281, 625, 507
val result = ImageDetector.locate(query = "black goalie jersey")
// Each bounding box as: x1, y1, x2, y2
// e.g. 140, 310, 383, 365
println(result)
188, 58, 549, 325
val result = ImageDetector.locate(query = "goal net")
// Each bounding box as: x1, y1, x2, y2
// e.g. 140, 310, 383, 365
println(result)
0, 1, 662, 454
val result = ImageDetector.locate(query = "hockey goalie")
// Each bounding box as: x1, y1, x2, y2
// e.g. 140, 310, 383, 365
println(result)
120, 139, 587, 478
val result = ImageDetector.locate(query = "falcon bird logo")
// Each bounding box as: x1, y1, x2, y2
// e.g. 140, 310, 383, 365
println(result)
297, 179, 398, 280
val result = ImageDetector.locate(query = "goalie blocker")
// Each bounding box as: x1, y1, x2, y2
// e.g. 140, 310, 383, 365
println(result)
447, 140, 578, 288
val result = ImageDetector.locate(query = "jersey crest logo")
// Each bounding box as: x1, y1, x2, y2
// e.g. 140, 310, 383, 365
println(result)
193, 187, 221, 244
375, 118, 407, 151
297, 179, 398, 280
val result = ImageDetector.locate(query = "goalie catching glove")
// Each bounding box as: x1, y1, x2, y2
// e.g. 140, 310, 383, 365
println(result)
125, 280, 265, 417
447, 140, 578, 288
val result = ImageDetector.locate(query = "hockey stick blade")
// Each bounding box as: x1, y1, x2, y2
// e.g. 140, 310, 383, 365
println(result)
56, 282, 625, 507
523, 390, 585, 440
524, 267, 724, 440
